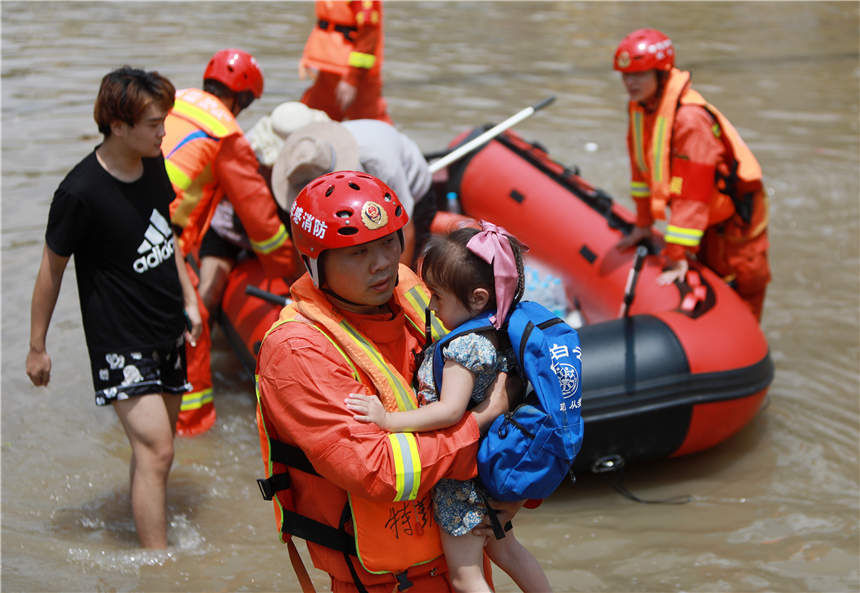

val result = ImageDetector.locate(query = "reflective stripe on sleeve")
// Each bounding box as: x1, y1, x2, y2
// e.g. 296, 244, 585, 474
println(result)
631, 181, 650, 198
388, 432, 421, 501
250, 224, 289, 255
348, 51, 376, 69
665, 225, 704, 247
180, 387, 214, 411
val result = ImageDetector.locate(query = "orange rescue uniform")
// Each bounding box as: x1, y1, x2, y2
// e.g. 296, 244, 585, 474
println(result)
627, 68, 770, 320
256, 267, 481, 591
300, 0, 392, 123
163, 87, 302, 435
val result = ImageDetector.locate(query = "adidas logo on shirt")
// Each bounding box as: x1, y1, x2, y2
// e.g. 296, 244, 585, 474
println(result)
133, 209, 175, 274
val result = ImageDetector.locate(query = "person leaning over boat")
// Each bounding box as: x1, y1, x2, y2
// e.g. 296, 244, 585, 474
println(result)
613, 28, 770, 321
26, 66, 202, 549
298, 0, 392, 123
192, 101, 332, 314
271, 118, 432, 265
255, 171, 521, 592
163, 48, 304, 436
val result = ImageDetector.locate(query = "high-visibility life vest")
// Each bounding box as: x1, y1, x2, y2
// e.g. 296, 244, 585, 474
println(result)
256, 265, 448, 579
300, 0, 384, 77
628, 68, 766, 235
163, 88, 242, 254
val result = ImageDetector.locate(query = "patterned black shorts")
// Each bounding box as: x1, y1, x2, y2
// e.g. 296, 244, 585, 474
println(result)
90, 335, 191, 406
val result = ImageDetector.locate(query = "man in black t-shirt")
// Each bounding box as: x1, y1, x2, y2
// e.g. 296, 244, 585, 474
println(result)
26, 67, 202, 549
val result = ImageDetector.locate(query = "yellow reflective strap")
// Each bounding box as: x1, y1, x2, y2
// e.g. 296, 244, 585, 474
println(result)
631, 181, 650, 198
255, 374, 293, 544
403, 286, 447, 341
652, 115, 667, 183
266, 316, 361, 381
340, 320, 417, 411
169, 162, 213, 229
388, 432, 421, 501
262, 317, 291, 341
254, 375, 273, 477
250, 224, 289, 255
665, 225, 703, 247
173, 99, 232, 137
348, 51, 376, 69
632, 110, 647, 173
165, 160, 193, 191
180, 387, 213, 411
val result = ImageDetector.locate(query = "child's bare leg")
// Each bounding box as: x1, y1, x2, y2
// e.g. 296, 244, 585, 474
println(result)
442, 529, 492, 593
486, 529, 553, 592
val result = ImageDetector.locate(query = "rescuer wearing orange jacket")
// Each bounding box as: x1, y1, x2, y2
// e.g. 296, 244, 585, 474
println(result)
613, 29, 770, 321
255, 172, 518, 591
163, 49, 303, 435
299, 0, 392, 123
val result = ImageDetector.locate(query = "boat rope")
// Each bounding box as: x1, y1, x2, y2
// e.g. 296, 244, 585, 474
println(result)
607, 469, 692, 505
592, 456, 691, 505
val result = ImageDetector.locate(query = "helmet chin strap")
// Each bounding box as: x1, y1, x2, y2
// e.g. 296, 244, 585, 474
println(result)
304, 255, 324, 287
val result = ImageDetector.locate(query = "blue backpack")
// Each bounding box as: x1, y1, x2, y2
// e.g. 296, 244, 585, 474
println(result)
432, 300, 584, 502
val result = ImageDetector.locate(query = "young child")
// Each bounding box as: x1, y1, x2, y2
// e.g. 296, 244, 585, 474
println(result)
346, 222, 553, 593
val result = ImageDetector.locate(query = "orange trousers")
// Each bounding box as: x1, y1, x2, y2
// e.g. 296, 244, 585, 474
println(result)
701, 228, 770, 322
301, 70, 392, 123
176, 263, 216, 436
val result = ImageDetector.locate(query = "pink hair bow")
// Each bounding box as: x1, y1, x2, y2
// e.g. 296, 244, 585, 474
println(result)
466, 221, 520, 329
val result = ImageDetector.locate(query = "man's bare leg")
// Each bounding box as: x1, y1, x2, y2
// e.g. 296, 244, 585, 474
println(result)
114, 392, 181, 548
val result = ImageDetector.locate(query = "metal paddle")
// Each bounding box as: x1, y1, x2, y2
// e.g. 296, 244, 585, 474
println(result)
427, 96, 556, 174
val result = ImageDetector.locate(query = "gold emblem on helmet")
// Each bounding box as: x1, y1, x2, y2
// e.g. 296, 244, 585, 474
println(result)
617, 50, 631, 69
360, 200, 388, 230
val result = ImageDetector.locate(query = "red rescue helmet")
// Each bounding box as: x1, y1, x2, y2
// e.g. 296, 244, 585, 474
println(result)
614, 29, 675, 73
290, 171, 409, 286
204, 48, 264, 98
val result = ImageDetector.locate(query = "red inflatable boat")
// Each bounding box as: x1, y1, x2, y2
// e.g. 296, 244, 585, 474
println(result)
219, 127, 773, 474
